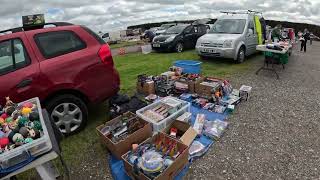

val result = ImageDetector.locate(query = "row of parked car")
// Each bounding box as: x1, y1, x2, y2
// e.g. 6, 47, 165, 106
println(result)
151, 12, 264, 63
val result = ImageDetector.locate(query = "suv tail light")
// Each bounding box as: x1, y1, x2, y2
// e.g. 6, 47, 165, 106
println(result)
98, 44, 114, 66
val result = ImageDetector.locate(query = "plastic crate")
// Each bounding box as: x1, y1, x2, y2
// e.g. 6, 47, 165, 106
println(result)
174, 60, 202, 74
136, 97, 190, 132
0, 98, 52, 172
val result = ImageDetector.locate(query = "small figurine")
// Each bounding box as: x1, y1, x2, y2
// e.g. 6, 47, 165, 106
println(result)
8, 120, 18, 130
21, 107, 32, 116
11, 110, 20, 120
5, 106, 15, 116
0, 118, 5, 125
32, 121, 42, 131
24, 138, 33, 144
18, 117, 28, 128
12, 133, 24, 146
29, 128, 40, 139
5, 117, 13, 123
0, 113, 8, 120
22, 102, 33, 109
29, 112, 39, 122
5, 97, 15, 108
0, 137, 9, 148
19, 127, 29, 138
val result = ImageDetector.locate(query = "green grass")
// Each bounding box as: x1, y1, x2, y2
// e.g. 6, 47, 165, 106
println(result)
115, 50, 256, 94
18, 50, 258, 179
109, 41, 144, 49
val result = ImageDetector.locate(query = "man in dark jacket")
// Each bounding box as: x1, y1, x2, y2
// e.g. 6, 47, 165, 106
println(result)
301, 29, 310, 52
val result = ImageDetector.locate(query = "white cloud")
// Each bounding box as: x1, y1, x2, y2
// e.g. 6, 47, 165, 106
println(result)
0, 0, 319, 33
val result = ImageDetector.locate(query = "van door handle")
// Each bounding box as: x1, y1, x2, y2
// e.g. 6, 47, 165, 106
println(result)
17, 78, 33, 88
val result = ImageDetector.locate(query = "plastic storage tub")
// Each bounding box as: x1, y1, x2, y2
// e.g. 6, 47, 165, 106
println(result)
174, 60, 202, 74
0, 98, 52, 172
136, 97, 190, 132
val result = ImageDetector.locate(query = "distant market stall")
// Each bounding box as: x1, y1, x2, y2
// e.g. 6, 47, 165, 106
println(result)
97, 60, 252, 180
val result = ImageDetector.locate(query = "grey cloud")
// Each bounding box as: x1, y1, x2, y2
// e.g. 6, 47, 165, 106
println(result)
1, 0, 320, 33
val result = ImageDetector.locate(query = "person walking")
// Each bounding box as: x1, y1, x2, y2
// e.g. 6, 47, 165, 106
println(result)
301, 29, 310, 52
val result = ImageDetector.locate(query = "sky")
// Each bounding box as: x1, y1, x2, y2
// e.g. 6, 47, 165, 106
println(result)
1, 0, 320, 33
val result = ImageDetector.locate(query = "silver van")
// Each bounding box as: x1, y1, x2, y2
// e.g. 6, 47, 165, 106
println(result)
196, 13, 261, 63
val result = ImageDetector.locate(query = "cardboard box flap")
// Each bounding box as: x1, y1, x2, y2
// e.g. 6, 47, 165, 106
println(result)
180, 127, 197, 146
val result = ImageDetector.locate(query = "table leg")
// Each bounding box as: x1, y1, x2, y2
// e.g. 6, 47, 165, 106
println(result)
35, 161, 59, 180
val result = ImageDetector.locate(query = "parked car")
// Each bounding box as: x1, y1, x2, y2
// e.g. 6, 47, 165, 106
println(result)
155, 24, 176, 35
102, 31, 121, 44
196, 13, 263, 63
0, 22, 120, 134
152, 24, 208, 53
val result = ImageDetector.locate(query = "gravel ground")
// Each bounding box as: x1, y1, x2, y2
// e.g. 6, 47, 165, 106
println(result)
185, 42, 320, 180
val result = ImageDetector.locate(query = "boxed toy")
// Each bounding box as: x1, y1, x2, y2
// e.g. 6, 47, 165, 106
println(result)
96, 112, 152, 159
122, 132, 189, 180
163, 120, 197, 146
239, 85, 252, 101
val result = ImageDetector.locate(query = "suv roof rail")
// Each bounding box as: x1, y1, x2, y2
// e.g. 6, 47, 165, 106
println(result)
221, 10, 262, 15
0, 22, 74, 35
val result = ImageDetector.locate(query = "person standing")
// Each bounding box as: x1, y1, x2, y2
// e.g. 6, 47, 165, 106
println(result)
310, 32, 314, 45
301, 29, 310, 52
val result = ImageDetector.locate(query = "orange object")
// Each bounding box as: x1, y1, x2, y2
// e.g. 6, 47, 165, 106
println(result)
0, 118, 4, 125
118, 48, 126, 55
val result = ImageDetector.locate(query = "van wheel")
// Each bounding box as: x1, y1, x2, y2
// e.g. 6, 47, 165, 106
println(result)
46, 94, 88, 135
237, 47, 246, 63
175, 43, 184, 53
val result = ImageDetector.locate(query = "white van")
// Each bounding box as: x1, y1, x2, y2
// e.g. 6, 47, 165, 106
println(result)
196, 13, 263, 63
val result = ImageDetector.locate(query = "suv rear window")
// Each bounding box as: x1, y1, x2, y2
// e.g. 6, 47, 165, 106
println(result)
0, 39, 30, 75
35, 31, 86, 59
81, 26, 106, 45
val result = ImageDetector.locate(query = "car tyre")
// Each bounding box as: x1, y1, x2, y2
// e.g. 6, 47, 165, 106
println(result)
175, 42, 184, 53
46, 94, 88, 135
236, 46, 246, 63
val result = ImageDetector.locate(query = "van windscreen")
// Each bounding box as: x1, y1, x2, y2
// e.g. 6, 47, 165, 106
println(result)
209, 19, 246, 34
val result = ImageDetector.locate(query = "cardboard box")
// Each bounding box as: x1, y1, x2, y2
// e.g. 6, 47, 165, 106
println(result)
122, 132, 189, 180
188, 76, 204, 93
137, 81, 156, 95
195, 77, 223, 97
163, 120, 197, 146
96, 112, 153, 159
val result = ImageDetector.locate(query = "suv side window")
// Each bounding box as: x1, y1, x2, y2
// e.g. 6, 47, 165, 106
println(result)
35, 31, 86, 59
0, 39, 30, 75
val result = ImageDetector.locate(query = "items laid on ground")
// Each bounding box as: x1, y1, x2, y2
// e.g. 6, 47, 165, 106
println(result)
101, 60, 252, 179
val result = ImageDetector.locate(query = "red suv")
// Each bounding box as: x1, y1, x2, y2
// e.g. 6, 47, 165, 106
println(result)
0, 22, 120, 134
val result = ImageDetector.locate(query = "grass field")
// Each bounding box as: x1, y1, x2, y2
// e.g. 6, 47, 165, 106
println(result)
109, 40, 144, 49
18, 50, 258, 179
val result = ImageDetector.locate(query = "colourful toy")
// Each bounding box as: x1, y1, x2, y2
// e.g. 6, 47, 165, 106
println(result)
29, 128, 40, 139
12, 133, 24, 146
5, 106, 15, 116
0, 118, 5, 125
24, 138, 33, 144
29, 112, 39, 122
32, 121, 42, 131
22, 102, 33, 108
21, 107, 32, 116
1, 113, 8, 120
0, 137, 9, 148
5, 117, 13, 123
19, 127, 29, 138
18, 117, 28, 127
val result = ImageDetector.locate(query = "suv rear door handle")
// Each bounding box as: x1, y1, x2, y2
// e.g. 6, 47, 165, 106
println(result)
17, 78, 33, 88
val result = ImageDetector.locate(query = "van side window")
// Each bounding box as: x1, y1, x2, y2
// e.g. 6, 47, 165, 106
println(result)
0, 39, 30, 75
248, 20, 255, 31
184, 26, 195, 34
35, 31, 87, 59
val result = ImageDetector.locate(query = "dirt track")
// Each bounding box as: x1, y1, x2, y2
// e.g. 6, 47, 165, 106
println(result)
185, 42, 320, 179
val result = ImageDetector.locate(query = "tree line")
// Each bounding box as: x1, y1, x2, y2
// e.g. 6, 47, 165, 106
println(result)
128, 19, 320, 36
